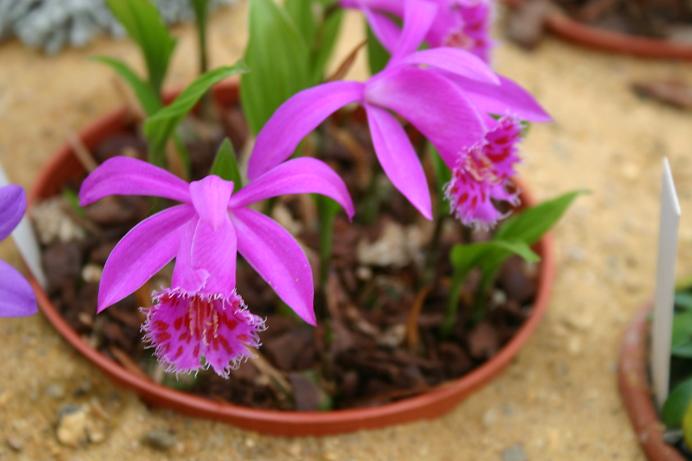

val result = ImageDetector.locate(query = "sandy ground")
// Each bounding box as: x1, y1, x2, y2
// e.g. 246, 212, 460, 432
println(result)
2, 2, 692, 460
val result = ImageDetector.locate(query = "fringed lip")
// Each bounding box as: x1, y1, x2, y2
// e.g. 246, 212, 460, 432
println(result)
444, 116, 523, 230
141, 287, 266, 378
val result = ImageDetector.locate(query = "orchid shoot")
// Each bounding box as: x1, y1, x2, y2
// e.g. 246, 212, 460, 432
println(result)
96, 0, 177, 116
190, 0, 211, 75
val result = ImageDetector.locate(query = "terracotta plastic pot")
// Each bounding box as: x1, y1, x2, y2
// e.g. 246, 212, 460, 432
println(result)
505, 0, 692, 60
29, 81, 556, 436
618, 305, 685, 461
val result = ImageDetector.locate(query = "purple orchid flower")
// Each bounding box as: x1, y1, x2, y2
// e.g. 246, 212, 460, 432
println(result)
343, 0, 549, 122
79, 156, 354, 376
248, 0, 548, 222
0, 184, 37, 317
342, 0, 493, 62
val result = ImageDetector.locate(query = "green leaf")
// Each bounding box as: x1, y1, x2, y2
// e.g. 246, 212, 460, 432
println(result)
311, 8, 344, 83
190, 0, 210, 74
106, 0, 177, 95
495, 190, 584, 244
92, 56, 161, 115
442, 240, 538, 337
663, 377, 692, 427
144, 63, 248, 166
286, 0, 317, 45
366, 22, 390, 75
240, 0, 311, 134
672, 311, 692, 358
684, 403, 692, 448
450, 240, 539, 280
676, 292, 692, 311
210, 138, 243, 187
62, 189, 84, 217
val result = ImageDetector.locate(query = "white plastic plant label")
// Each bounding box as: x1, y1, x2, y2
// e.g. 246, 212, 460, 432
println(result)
0, 165, 46, 288
652, 157, 681, 407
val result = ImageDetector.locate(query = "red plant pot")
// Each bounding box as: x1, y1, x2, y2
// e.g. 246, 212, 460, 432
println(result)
618, 305, 686, 461
29, 81, 556, 436
504, 0, 692, 60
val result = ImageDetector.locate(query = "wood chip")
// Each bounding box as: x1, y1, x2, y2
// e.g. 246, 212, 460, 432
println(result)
67, 134, 98, 172
405, 287, 431, 351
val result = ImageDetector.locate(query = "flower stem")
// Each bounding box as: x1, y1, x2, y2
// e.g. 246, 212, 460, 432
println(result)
316, 196, 339, 295
358, 170, 383, 225
440, 268, 464, 338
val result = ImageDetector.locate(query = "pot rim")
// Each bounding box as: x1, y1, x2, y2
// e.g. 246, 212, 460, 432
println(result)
28, 81, 556, 436
504, 0, 692, 61
617, 305, 686, 461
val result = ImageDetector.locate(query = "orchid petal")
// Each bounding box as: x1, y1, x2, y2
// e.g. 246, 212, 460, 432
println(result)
98, 204, 193, 311
248, 81, 365, 180
365, 105, 432, 219
230, 158, 355, 219
79, 156, 190, 206
452, 74, 552, 122
401, 47, 499, 84
172, 216, 237, 295
0, 260, 37, 317
364, 9, 400, 53
189, 175, 234, 229
390, 0, 438, 63
366, 65, 484, 167
232, 208, 315, 325
171, 219, 206, 292
0, 185, 25, 241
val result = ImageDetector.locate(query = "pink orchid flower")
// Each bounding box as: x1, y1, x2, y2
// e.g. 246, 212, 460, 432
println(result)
342, 0, 493, 62
0, 184, 37, 317
248, 0, 548, 222
79, 156, 354, 376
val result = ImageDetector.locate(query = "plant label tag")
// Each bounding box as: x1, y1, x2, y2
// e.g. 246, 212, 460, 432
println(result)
0, 165, 46, 288
652, 157, 681, 407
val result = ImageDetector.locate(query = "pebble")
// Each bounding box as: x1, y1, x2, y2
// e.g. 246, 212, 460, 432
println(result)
567, 336, 583, 355
73, 379, 93, 397
482, 407, 498, 428
56, 404, 89, 447
562, 312, 594, 332
45, 383, 65, 399
142, 429, 178, 452
0, 390, 10, 407
6, 435, 23, 452
501, 443, 528, 461
288, 441, 302, 457
621, 163, 640, 180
